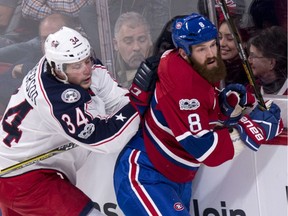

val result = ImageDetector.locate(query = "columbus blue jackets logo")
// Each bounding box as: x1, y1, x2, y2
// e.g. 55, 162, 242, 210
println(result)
179, 99, 200, 110
61, 89, 81, 103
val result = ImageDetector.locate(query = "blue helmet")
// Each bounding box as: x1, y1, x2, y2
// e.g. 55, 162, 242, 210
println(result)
172, 13, 217, 56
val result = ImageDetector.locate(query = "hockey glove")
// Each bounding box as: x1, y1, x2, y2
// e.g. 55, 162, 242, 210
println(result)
219, 83, 256, 126
129, 55, 160, 116
235, 100, 283, 151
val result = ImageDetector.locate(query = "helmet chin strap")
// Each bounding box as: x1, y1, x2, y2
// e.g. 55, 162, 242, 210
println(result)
51, 67, 69, 84
57, 72, 69, 84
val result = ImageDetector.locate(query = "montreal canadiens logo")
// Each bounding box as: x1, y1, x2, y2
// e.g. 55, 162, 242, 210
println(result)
174, 202, 184, 211
61, 88, 81, 103
175, 21, 183, 29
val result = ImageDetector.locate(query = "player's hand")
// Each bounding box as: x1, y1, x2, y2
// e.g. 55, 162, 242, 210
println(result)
219, 83, 256, 125
235, 100, 283, 151
129, 55, 159, 116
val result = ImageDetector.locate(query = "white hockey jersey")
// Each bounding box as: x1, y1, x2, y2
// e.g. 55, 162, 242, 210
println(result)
0, 57, 140, 182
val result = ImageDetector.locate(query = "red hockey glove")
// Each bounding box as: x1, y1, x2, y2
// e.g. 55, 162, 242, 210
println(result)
129, 55, 159, 116
235, 100, 283, 151
219, 83, 256, 126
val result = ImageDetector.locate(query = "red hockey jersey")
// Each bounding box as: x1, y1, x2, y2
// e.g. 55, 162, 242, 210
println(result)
143, 49, 234, 183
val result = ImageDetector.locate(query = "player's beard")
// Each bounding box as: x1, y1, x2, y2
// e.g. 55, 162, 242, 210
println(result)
190, 53, 226, 84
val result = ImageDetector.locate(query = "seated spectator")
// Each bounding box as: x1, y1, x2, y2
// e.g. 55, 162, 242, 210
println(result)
21, 0, 94, 20
20, 0, 94, 48
113, 11, 153, 88
108, 0, 195, 42
247, 26, 287, 95
218, 20, 249, 86
78, 1, 194, 67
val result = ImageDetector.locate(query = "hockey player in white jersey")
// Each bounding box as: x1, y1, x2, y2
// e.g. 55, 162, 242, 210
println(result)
0, 26, 141, 215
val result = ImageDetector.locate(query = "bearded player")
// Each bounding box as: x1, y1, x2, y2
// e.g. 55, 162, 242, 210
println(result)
113, 13, 283, 216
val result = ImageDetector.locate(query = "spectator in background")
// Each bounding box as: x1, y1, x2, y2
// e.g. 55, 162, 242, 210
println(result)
108, 0, 195, 42
218, 20, 249, 86
21, 0, 94, 43
78, 0, 195, 60
248, 26, 287, 95
21, 0, 94, 20
113, 11, 153, 88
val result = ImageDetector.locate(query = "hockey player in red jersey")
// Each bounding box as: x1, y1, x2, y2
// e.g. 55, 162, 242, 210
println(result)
113, 13, 284, 215
0, 27, 141, 215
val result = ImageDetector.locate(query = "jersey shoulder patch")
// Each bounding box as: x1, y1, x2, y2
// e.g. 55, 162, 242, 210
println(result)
61, 88, 81, 103
179, 98, 200, 110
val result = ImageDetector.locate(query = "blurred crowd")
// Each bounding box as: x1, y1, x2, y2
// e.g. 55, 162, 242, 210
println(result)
0, 0, 286, 116
0, 1, 286, 215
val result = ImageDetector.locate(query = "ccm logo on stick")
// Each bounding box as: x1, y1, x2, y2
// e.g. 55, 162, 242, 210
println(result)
239, 116, 264, 141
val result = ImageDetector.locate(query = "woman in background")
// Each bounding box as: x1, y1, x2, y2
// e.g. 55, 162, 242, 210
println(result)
218, 20, 249, 86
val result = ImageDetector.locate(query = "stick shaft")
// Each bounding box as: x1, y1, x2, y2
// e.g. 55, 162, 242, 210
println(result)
0, 143, 78, 176
219, 0, 267, 110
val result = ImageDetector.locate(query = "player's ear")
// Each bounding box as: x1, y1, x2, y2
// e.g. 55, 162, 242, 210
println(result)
53, 68, 66, 81
178, 48, 189, 60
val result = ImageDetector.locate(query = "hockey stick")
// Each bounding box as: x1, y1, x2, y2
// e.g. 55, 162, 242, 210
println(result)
0, 143, 78, 177
219, 0, 267, 110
